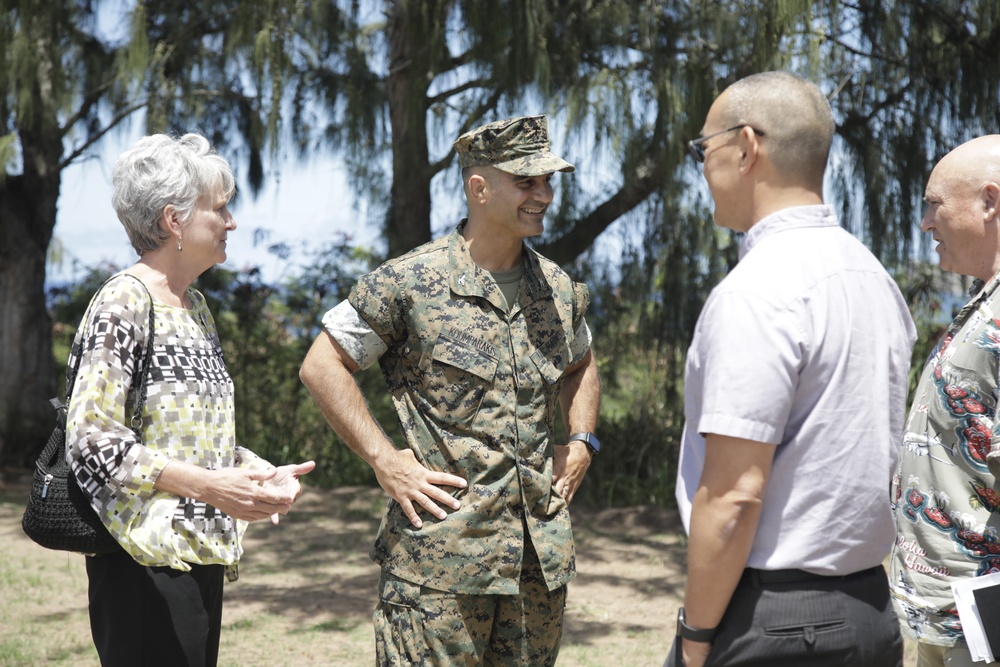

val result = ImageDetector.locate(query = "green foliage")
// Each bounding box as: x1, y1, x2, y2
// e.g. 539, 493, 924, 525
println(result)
575, 348, 685, 508
558, 196, 742, 507
893, 261, 977, 402
0, 132, 16, 181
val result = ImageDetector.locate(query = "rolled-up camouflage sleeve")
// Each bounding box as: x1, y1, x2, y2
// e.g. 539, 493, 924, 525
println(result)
321, 300, 389, 370
570, 318, 592, 364
569, 280, 591, 365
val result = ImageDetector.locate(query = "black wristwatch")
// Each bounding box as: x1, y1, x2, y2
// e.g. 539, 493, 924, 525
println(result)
567, 432, 600, 457
676, 607, 719, 643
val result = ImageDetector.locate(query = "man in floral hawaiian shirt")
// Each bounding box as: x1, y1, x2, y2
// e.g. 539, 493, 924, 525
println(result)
891, 135, 1000, 667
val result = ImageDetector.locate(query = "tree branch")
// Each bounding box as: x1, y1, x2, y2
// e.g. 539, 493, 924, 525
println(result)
428, 77, 490, 106
59, 78, 117, 140
535, 150, 668, 265
57, 83, 259, 171
58, 100, 148, 170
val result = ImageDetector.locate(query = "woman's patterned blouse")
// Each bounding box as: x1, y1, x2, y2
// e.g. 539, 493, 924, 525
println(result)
65, 273, 270, 570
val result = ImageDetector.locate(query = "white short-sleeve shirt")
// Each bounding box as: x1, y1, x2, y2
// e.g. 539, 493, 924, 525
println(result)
676, 205, 916, 575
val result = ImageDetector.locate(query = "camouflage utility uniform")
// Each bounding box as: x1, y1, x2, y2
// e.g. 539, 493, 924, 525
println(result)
322, 221, 591, 662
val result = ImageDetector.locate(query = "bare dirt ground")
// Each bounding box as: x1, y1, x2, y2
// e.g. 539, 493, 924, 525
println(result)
1, 468, 685, 666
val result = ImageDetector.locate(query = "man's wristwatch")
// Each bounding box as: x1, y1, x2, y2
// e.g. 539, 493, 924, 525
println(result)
676, 607, 719, 643
567, 432, 600, 457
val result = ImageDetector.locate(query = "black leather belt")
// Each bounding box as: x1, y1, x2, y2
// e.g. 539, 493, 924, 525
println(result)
741, 565, 880, 587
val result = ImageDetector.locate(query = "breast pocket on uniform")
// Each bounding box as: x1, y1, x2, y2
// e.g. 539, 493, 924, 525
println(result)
528, 332, 570, 385
418, 329, 499, 426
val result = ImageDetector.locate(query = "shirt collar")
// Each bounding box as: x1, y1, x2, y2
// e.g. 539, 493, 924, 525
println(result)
448, 220, 484, 299
739, 204, 838, 261
970, 272, 1000, 302
448, 220, 552, 309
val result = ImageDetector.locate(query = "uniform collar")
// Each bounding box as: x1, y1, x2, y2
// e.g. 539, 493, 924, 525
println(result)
448, 220, 553, 311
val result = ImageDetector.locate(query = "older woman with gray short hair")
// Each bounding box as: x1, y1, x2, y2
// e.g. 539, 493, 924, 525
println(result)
66, 133, 314, 667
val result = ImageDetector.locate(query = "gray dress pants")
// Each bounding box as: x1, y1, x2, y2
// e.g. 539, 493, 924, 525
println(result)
664, 565, 903, 667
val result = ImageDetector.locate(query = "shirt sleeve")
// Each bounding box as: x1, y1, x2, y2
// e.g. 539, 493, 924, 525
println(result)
65, 276, 172, 498
565, 278, 592, 365
322, 299, 390, 370
693, 290, 801, 445
570, 318, 592, 364
336, 263, 410, 368
234, 446, 274, 472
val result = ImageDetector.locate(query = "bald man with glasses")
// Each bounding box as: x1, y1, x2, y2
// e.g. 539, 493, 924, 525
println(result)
665, 71, 916, 667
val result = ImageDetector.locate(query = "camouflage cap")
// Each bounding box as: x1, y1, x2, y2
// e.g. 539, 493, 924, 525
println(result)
454, 115, 575, 176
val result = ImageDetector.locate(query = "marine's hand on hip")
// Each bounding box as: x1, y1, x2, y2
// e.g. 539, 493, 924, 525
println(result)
374, 447, 467, 529
553, 439, 592, 505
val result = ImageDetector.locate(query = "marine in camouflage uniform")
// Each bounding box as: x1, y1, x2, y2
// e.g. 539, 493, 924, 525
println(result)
301, 115, 601, 666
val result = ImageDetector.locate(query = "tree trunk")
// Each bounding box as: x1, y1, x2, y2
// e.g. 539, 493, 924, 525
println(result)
384, 0, 436, 259
0, 172, 59, 467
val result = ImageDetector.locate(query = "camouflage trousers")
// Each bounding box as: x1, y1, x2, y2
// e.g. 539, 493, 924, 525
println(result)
373, 543, 566, 666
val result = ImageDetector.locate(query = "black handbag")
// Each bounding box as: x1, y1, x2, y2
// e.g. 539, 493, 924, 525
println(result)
21, 275, 155, 555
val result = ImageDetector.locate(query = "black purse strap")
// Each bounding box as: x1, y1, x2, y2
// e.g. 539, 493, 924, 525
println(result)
64, 273, 156, 430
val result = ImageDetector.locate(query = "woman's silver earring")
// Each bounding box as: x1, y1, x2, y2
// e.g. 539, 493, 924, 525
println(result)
177, 238, 183, 252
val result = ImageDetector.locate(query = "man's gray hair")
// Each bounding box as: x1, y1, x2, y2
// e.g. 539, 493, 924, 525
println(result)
112, 133, 236, 255
721, 72, 835, 186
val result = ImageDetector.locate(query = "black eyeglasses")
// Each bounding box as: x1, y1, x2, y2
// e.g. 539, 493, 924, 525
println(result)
686, 125, 766, 163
